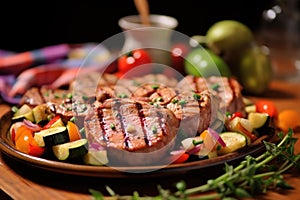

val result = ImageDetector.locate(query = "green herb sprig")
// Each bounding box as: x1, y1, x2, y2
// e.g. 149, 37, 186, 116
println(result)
90, 129, 299, 200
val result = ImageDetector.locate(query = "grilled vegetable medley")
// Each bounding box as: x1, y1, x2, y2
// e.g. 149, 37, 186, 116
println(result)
8, 73, 277, 166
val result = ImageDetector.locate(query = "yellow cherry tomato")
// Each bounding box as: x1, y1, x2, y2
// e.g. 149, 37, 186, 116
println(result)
15, 127, 34, 154
66, 121, 81, 142
278, 109, 300, 132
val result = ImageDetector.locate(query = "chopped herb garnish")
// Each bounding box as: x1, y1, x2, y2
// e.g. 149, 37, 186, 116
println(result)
179, 100, 187, 106
67, 93, 73, 99
151, 85, 159, 90
54, 94, 60, 99
44, 91, 49, 97
110, 123, 116, 130
193, 93, 201, 100
11, 106, 18, 113
47, 115, 52, 121
172, 99, 179, 104
226, 111, 232, 117
82, 95, 89, 101
151, 125, 157, 134
153, 103, 159, 108
70, 116, 77, 122
79, 127, 85, 134
157, 97, 163, 102
192, 139, 203, 146
210, 83, 220, 91
118, 93, 128, 98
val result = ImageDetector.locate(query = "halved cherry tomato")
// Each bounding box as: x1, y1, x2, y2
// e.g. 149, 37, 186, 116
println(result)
10, 122, 23, 143
230, 111, 244, 121
15, 126, 34, 153
28, 139, 46, 157
14, 125, 32, 144
118, 49, 151, 75
255, 100, 278, 118
43, 115, 63, 129
171, 152, 190, 164
66, 121, 81, 142
14, 125, 45, 157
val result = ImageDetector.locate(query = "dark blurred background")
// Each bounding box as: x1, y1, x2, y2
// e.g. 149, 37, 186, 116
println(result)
0, 0, 273, 52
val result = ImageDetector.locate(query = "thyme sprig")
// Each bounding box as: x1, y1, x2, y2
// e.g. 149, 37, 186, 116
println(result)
90, 129, 300, 200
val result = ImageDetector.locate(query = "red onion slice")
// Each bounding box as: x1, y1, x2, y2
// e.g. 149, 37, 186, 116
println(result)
186, 144, 203, 155
23, 119, 43, 132
208, 128, 226, 147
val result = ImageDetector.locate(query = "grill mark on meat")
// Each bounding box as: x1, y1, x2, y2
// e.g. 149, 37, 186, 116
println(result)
156, 111, 167, 136
135, 102, 151, 146
113, 99, 132, 149
97, 107, 108, 142
228, 79, 237, 111
193, 76, 199, 92
37, 88, 46, 103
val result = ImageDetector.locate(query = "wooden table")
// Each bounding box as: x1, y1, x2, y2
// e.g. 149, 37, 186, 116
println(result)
1, 77, 300, 200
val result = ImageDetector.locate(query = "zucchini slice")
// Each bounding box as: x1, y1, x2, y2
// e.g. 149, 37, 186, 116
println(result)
218, 132, 247, 155
52, 139, 88, 161
245, 105, 256, 113
248, 112, 269, 129
34, 127, 69, 147
12, 104, 34, 122
83, 149, 108, 166
32, 104, 49, 124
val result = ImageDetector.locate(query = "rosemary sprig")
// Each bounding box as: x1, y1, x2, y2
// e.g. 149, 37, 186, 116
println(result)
90, 129, 299, 200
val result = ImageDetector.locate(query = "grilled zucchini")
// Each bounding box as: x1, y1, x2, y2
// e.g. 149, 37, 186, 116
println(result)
218, 132, 247, 155
52, 139, 88, 161
34, 127, 69, 147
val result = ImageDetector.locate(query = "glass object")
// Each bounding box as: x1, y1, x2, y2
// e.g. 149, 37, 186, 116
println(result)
257, 0, 300, 82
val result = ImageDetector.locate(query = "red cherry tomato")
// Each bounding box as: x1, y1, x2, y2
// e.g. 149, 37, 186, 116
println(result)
118, 49, 151, 75
28, 140, 46, 157
170, 151, 190, 164
43, 115, 61, 129
230, 111, 244, 120
14, 125, 46, 157
255, 100, 278, 118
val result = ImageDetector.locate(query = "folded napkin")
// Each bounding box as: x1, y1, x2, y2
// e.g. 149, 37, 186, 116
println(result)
0, 43, 114, 104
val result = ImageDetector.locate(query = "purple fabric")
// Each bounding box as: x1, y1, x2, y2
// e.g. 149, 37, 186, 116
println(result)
0, 43, 112, 105
0, 49, 15, 57
36, 44, 70, 63
0, 75, 20, 104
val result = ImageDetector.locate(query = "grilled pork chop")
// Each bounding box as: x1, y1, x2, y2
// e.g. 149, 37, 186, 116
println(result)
166, 90, 220, 137
177, 75, 245, 115
84, 98, 179, 166
95, 74, 179, 103
20, 87, 91, 119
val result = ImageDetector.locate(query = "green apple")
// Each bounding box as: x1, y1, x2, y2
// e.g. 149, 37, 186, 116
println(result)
206, 20, 254, 55
235, 45, 273, 95
184, 48, 231, 77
